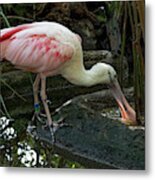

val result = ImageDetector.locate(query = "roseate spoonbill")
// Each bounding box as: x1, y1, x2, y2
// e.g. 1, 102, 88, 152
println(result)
0, 22, 137, 129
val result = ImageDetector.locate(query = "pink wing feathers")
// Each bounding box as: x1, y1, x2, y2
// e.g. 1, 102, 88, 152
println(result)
0, 24, 30, 60
0, 24, 74, 75
0, 25, 29, 42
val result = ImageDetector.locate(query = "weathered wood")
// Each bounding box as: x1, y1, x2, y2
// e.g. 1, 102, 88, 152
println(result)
33, 94, 145, 169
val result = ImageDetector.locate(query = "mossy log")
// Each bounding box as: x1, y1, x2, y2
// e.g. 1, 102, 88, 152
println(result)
34, 94, 145, 169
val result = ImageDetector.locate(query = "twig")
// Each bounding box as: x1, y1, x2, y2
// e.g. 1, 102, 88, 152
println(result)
0, 6, 10, 27
4, 15, 33, 22
0, 79, 27, 102
0, 94, 12, 119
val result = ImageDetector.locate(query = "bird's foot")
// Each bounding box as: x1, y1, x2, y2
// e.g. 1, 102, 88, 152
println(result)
41, 122, 58, 144
32, 111, 47, 124
43, 116, 68, 143
43, 117, 65, 132
54, 117, 67, 131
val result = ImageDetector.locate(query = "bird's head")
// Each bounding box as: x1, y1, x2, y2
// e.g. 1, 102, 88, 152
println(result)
91, 63, 117, 85
92, 63, 137, 126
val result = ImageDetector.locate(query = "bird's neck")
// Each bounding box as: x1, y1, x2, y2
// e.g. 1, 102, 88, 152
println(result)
61, 60, 97, 87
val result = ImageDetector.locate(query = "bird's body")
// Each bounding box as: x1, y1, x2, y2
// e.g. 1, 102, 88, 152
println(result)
0, 22, 137, 128
1, 22, 80, 76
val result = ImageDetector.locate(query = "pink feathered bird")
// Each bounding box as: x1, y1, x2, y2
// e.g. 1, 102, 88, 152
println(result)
0, 22, 137, 129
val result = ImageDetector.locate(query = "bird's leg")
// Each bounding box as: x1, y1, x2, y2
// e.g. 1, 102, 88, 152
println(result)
33, 74, 41, 114
32, 74, 45, 123
40, 75, 53, 127
39, 75, 67, 141
32, 75, 48, 123
40, 75, 56, 142
29, 74, 43, 133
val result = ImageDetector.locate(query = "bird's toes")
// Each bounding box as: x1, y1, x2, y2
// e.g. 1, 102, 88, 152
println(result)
42, 121, 59, 133
27, 122, 37, 138
42, 117, 69, 142
32, 112, 47, 124
54, 116, 70, 129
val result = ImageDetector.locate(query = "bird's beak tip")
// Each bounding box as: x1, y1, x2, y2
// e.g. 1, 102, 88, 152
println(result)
121, 117, 138, 126
109, 79, 138, 126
